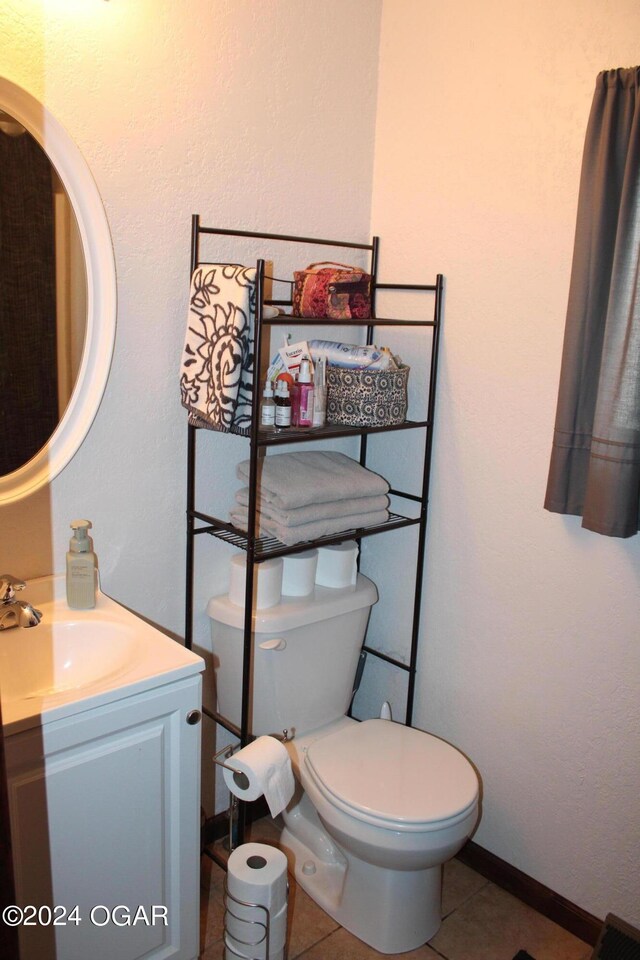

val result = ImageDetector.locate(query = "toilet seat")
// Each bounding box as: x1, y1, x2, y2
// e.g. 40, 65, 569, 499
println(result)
303, 718, 478, 833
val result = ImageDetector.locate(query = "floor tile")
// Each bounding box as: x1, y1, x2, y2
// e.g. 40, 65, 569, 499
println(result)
200, 819, 592, 960
247, 814, 284, 845
297, 925, 441, 959
429, 882, 591, 960
442, 858, 490, 918
286, 875, 340, 958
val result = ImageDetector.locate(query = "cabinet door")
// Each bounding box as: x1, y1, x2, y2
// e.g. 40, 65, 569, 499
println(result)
5, 675, 202, 960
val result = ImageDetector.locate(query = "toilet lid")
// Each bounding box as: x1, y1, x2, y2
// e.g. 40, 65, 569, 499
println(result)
304, 719, 478, 830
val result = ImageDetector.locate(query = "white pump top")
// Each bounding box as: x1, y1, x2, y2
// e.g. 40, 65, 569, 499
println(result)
69, 519, 93, 553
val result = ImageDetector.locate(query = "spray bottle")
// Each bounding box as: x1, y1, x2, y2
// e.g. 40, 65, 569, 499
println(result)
297, 358, 315, 427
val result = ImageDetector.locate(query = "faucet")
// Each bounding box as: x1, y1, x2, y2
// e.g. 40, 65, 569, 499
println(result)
0, 574, 43, 630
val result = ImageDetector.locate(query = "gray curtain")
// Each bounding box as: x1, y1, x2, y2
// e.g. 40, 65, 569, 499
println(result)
545, 67, 640, 538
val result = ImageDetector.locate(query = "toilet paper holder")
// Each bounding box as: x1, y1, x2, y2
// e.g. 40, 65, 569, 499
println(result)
223, 875, 289, 960
213, 731, 291, 791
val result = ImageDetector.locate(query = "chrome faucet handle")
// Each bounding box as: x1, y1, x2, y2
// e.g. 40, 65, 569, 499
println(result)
17, 601, 43, 628
0, 574, 26, 603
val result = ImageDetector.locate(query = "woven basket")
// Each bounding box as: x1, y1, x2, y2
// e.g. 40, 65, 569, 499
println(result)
326, 364, 409, 427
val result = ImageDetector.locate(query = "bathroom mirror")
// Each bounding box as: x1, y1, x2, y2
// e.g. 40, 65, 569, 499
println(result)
0, 78, 116, 505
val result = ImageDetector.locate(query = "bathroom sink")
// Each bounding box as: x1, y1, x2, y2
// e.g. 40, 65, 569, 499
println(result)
0, 574, 204, 734
0, 617, 139, 702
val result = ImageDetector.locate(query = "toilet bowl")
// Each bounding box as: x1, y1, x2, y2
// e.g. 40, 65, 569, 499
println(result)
280, 716, 478, 954
208, 574, 480, 955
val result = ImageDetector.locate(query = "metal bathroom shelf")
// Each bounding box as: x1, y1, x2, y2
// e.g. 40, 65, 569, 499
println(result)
184, 218, 444, 852
190, 509, 421, 561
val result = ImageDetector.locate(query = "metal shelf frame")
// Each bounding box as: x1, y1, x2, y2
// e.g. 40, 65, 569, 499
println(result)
184, 216, 444, 849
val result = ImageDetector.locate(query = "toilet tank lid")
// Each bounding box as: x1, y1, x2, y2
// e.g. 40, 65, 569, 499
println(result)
207, 573, 377, 632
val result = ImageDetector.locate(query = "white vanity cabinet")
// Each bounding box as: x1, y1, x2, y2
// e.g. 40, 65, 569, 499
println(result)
5, 673, 202, 960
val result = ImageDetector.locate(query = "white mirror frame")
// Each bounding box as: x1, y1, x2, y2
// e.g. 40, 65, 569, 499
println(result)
0, 78, 116, 505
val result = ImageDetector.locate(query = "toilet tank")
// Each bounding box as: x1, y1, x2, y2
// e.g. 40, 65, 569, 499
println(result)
207, 574, 377, 737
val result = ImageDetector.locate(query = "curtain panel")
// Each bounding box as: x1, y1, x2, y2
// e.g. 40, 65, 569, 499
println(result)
545, 67, 640, 537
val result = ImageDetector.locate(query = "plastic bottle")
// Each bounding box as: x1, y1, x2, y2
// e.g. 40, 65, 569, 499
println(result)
312, 357, 326, 428
297, 358, 314, 427
290, 376, 301, 426
274, 381, 291, 429
66, 519, 97, 610
308, 339, 387, 369
260, 381, 275, 429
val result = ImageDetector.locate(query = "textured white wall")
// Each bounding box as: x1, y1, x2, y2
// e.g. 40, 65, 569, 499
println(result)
365, 0, 640, 927
0, 0, 382, 810
0, 0, 382, 603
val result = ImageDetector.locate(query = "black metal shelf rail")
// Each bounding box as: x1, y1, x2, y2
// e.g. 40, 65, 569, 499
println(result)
191, 509, 421, 561
185, 215, 443, 849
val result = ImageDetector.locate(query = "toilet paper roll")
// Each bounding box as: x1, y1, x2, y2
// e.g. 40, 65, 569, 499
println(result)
281, 549, 318, 596
229, 554, 283, 609
225, 900, 287, 956
225, 937, 284, 960
226, 842, 288, 936
315, 541, 358, 588
222, 737, 295, 818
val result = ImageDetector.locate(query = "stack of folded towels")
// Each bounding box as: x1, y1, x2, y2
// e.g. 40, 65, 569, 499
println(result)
230, 451, 390, 545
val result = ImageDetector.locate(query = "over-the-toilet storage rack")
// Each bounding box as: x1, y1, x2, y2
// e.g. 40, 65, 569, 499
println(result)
184, 217, 443, 852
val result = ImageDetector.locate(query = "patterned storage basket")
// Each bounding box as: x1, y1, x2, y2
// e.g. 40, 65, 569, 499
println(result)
326, 364, 409, 427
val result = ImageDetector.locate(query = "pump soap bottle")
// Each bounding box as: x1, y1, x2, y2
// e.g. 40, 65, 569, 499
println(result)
66, 519, 97, 609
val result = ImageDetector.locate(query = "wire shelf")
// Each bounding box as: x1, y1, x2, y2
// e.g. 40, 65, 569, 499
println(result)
192, 511, 421, 560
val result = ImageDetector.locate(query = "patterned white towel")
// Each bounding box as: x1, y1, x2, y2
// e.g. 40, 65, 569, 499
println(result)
180, 263, 256, 435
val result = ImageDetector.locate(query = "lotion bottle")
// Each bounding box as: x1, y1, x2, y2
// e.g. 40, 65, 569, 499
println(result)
66, 519, 97, 609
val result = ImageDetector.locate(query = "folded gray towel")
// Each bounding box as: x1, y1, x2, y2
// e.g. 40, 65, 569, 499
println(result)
230, 505, 389, 546
235, 487, 389, 527
236, 451, 389, 510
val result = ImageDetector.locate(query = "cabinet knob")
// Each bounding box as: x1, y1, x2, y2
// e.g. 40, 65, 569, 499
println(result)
186, 709, 202, 726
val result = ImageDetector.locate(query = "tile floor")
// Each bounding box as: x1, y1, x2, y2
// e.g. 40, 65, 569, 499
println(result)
199, 818, 592, 960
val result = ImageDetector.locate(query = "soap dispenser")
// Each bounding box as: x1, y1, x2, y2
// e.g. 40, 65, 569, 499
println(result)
66, 519, 97, 610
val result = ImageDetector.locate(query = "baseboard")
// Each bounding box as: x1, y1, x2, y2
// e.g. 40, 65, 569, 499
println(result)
201, 810, 228, 849
457, 840, 602, 946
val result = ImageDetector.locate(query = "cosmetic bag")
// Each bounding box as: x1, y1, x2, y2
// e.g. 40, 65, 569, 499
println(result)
326, 363, 409, 427
292, 262, 372, 320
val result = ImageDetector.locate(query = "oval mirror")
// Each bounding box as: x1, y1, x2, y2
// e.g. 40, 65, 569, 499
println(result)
0, 78, 116, 505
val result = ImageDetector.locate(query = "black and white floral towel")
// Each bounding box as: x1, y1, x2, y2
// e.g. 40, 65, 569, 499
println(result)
180, 263, 256, 435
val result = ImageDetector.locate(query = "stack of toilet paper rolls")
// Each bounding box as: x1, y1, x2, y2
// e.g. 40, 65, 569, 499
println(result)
225, 842, 288, 960
228, 541, 358, 606
282, 541, 358, 594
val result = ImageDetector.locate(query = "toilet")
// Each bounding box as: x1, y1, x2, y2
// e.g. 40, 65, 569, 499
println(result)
208, 574, 480, 955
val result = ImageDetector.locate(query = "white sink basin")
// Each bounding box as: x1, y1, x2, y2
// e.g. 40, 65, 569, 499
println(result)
0, 575, 204, 734
0, 617, 140, 701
